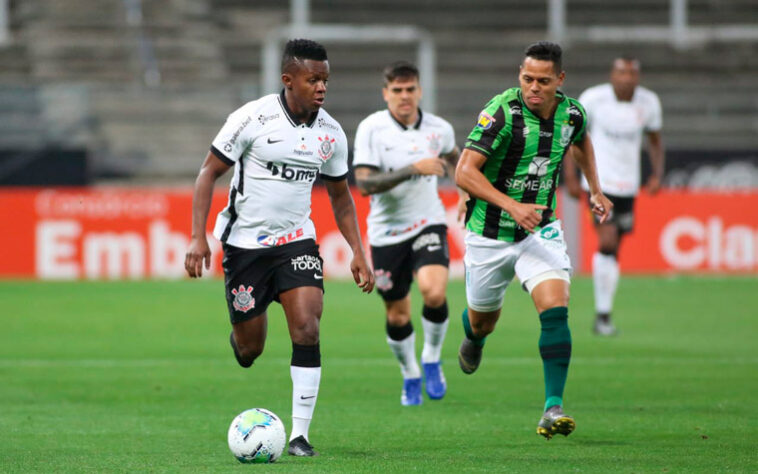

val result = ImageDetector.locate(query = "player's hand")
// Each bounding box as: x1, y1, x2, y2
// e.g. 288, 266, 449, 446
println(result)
507, 202, 548, 233
590, 193, 613, 224
185, 237, 211, 278
456, 193, 468, 226
350, 252, 375, 294
412, 158, 446, 177
645, 175, 661, 195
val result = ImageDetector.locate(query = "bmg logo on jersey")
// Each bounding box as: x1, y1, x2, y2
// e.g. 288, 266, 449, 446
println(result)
291, 255, 322, 273
266, 162, 317, 182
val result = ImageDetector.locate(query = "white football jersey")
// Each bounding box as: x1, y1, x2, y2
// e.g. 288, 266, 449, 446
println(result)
353, 109, 456, 246
210, 92, 348, 249
579, 83, 662, 197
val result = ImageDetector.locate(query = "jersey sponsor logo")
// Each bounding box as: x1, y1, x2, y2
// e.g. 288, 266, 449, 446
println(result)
374, 269, 393, 291
258, 113, 280, 125
384, 218, 428, 237
539, 130, 553, 138
266, 162, 318, 182
505, 177, 555, 191
291, 254, 322, 272
427, 133, 441, 154
231, 284, 255, 312
294, 143, 313, 156
257, 228, 305, 247
317, 135, 336, 161
509, 105, 522, 115
559, 125, 575, 146
476, 111, 496, 130
528, 156, 551, 177
317, 117, 339, 131
225, 116, 253, 152
540, 226, 559, 240
523, 126, 530, 137
568, 106, 582, 116
412, 231, 442, 252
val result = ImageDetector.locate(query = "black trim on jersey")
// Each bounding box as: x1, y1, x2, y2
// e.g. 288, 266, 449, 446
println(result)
539, 150, 565, 227
352, 164, 380, 171
220, 187, 238, 243
278, 89, 318, 128
210, 145, 235, 166
236, 153, 245, 195
388, 108, 423, 131
482, 100, 524, 239
319, 172, 348, 181
515, 117, 555, 241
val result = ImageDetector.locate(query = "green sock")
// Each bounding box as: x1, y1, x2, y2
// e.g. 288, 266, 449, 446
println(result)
538, 306, 571, 412
462, 308, 486, 347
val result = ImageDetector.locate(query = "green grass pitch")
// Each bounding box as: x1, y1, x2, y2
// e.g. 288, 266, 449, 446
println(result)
1, 276, 756, 472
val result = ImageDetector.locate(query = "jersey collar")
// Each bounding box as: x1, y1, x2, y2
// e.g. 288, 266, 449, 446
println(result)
388, 108, 423, 131
278, 89, 318, 128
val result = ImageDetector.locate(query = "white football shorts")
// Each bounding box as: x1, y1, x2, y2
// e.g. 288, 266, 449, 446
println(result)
464, 220, 572, 312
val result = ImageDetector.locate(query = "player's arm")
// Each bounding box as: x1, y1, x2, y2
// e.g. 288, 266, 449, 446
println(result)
185, 151, 232, 278
561, 146, 583, 199
455, 148, 547, 233
354, 157, 446, 196
323, 178, 375, 293
645, 131, 665, 195
570, 133, 613, 223
441, 146, 469, 223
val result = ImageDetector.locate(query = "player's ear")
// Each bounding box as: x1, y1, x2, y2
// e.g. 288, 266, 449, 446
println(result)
281, 73, 293, 90
557, 71, 566, 86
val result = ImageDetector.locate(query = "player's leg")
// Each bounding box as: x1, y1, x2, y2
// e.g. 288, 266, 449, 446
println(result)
384, 296, 423, 405
517, 221, 574, 439
592, 222, 620, 335
411, 225, 452, 399
280, 286, 323, 455
270, 240, 325, 456
458, 232, 514, 374
527, 276, 575, 439
416, 264, 449, 399
230, 315, 267, 368
372, 241, 422, 405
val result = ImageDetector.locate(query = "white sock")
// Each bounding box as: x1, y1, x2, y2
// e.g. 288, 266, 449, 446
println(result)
387, 332, 421, 379
421, 318, 449, 364
593, 252, 619, 315
289, 365, 321, 442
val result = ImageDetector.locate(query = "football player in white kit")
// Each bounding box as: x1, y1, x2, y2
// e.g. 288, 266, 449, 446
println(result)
564, 56, 665, 335
184, 39, 375, 457
353, 61, 464, 406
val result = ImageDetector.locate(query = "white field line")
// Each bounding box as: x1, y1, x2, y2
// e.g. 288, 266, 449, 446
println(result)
0, 356, 755, 368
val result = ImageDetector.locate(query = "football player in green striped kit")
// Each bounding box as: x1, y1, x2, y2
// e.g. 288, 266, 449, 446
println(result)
455, 41, 612, 439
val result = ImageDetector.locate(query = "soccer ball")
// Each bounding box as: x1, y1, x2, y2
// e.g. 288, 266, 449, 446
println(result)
227, 408, 287, 463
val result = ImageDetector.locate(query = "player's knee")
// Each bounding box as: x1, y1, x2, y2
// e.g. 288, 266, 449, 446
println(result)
234, 338, 264, 367
420, 289, 446, 309
598, 247, 618, 258
386, 305, 411, 326
290, 318, 320, 346
471, 318, 496, 337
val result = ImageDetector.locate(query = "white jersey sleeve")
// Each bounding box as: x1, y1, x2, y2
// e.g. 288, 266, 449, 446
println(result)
210, 103, 259, 164
644, 89, 663, 132
352, 113, 381, 169
319, 127, 349, 179
440, 119, 456, 155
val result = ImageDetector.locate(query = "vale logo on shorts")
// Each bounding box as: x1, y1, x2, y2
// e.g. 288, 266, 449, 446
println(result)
231, 285, 255, 313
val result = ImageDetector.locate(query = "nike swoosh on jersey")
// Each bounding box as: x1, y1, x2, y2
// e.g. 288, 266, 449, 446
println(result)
267, 137, 284, 144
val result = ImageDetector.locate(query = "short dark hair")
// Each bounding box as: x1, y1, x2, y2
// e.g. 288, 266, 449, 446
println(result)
281, 39, 328, 72
524, 41, 563, 73
383, 61, 419, 85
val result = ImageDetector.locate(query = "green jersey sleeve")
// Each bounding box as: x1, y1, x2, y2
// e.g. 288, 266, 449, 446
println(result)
464, 97, 510, 157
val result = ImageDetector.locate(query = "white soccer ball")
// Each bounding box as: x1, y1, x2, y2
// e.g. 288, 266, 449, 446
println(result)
227, 408, 287, 463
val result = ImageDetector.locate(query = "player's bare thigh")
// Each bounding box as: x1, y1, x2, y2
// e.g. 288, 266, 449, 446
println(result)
530, 278, 570, 314
279, 286, 323, 345
415, 264, 448, 308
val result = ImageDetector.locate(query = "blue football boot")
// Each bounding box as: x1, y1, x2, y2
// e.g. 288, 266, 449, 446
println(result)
401, 377, 422, 406
422, 362, 447, 400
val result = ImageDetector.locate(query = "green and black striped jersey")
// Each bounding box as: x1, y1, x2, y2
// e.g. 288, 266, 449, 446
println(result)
464, 87, 587, 242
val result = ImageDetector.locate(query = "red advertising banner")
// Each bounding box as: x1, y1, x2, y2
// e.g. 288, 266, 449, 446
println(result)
579, 190, 758, 273
0, 187, 466, 280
